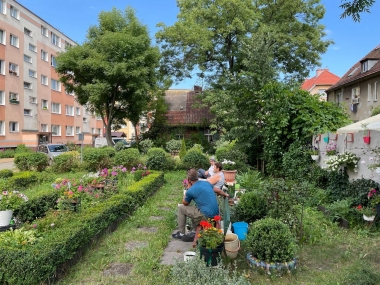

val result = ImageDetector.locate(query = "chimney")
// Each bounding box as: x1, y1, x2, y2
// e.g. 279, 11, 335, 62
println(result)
316, 68, 327, 77
194, 85, 202, 93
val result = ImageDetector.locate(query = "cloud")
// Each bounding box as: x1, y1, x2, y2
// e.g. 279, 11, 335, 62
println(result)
325, 29, 333, 35
89, 6, 95, 9
332, 46, 340, 50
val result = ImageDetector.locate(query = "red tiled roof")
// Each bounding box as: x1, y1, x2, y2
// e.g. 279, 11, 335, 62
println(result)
301, 69, 340, 91
327, 45, 380, 92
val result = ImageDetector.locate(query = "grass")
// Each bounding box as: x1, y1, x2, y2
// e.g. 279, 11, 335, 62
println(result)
56, 171, 380, 285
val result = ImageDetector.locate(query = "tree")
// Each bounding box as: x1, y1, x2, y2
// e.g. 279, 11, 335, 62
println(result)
156, 0, 331, 84
340, 0, 376, 22
56, 7, 160, 146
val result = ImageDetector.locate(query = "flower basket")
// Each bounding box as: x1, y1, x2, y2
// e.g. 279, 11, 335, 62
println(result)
0, 210, 13, 227
323, 137, 329, 143
363, 214, 375, 222
363, 136, 371, 144
311, 155, 319, 161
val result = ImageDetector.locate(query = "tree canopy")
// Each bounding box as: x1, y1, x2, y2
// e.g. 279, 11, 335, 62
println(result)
340, 0, 376, 22
56, 7, 160, 145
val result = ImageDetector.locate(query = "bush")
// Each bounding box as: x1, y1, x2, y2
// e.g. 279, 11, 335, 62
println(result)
146, 148, 173, 171
29, 152, 49, 172
0, 149, 15, 158
346, 178, 379, 207
282, 142, 313, 180
15, 144, 31, 154
237, 170, 263, 193
114, 148, 141, 169
140, 139, 154, 154
182, 149, 209, 170
233, 191, 268, 224
246, 218, 297, 263
82, 148, 113, 172
166, 139, 182, 153
52, 151, 80, 173
14, 153, 32, 171
0, 179, 11, 191
216, 147, 248, 172
0, 169, 13, 179
179, 138, 187, 159
114, 141, 125, 152
326, 170, 350, 202
8, 171, 38, 190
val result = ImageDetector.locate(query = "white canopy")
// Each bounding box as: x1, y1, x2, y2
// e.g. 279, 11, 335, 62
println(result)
336, 114, 380, 134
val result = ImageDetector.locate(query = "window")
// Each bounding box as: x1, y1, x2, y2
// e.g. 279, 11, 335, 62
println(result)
76, 126, 81, 134
41, 50, 48, 61
29, 69, 36, 78
97, 128, 101, 135
91, 128, 95, 134
0, 59, 4, 75
24, 82, 32, 89
0, 0, 5, 15
41, 99, 48, 109
10, 6, 19, 19
29, 44, 36, 52
375, 82, 378, 102
51, 55, 57, 67
51, 102, 61, 114
41, 75, 48, 85
24, 54, 32, 63
75, 107, 80, 115
51, 79, 61, 91
65, 41, 72, 49
41, 26, 48, 37
51, 32, 60, 47
0, 29, 4, 45
362, 61, 369, 72
66, 126, 74, 136
9, 63, 18, 75
9, 121, 19, 132
52, 125, 61, 136
0, 90, 4, 105
65, 89, 74, 96
335, 92, 342, 106
24, 28, 32, 37
41, 124, 48, 132
9, 92, 19, 102
0, 120, 4, 135
10, 34, 19, 47
65, 105, 74, 116
29, 96, 37, 104
368, 83, 372, 102
83, 117, 88, 123
352, 87, 360, 99
24, 109, 32, 116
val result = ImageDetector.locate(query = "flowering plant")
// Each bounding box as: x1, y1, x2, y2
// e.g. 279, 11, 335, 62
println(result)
368, 188, 380, 205
99, 168, 119, 179
306, 145, 319, 155
221, 159, 236, 170
0, 191, 28, 211
325, 142, 337, 156
198, 215, 224, 249
355, 204, 375, 217
325, 151, 359, 172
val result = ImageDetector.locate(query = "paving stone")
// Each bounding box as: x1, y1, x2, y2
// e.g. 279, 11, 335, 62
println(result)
103, 263, 133, 276
125, 241, 148, 251
138, 226, 158, 233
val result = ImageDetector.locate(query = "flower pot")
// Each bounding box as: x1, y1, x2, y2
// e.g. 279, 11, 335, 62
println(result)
222, 170, 237, 183
0, 210, 13, 227
363, 214, 375, 222
363, 136, 371, 144
199, 243, 224, 266
323, 137, 329, 143
224, 233, 240, 259
311, 155, 319, 161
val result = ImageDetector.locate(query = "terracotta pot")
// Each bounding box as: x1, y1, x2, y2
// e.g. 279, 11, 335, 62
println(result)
222, 170, 237, 183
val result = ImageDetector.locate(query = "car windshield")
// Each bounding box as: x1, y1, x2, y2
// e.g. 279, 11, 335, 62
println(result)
48, 145, 67, 152
113, 139, 127, 144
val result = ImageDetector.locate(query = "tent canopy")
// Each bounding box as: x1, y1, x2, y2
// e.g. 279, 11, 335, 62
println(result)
336, 114, 380, 134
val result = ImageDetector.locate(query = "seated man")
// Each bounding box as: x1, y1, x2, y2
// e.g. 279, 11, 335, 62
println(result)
197, 156, 216, 179
172, 168, 219, 241
207, 162, 228, 197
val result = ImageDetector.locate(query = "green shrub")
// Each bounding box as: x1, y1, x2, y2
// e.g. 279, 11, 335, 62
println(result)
346, 178, 379, 207
52, 151, 80, 173
0, 149, 15, 158
216, 147, 248, 172
282, 142, 313, 181
246, 218, 297, 263
0, 169, 13, 179
29, 152, 49, 172
83, 148, 113, 171
166, 139, 181, 153
140, 139, 154, 154
237, 170, 263, 192
8, 171, 38, 190
179, 138, 187, 159
326, 170, 350, 202
114, 141, 125, 152
0, 179, 11, 191
100, 146, 116, 158
114, 148, 141, 168
182, 149, 209, 170
233, 191, 268, 224
308, 164, 330, 189
15, 144, 31, 154
14, 153, 32, 171
146, 148, 173, 171
325, 198, 355, 223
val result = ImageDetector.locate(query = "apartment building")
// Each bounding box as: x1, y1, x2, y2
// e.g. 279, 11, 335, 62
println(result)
0, 0, 103, 149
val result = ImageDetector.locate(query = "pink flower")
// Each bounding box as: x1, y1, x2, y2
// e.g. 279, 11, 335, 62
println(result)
78, 185, 83, 192
122, 167, 127, 172
111, 171, 117, 176
33, 224, 37, 228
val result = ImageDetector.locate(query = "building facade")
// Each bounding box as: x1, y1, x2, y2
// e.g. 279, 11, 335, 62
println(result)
301, 68, 340, 101
0, 0, 103, 149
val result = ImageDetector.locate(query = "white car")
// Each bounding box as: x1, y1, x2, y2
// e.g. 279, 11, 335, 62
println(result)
37, 143, 68, 164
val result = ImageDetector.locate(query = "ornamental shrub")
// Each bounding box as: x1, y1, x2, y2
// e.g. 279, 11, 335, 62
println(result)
140, 139, 154, 154
29, 152, 49, 172
0, 169, 13, 179
83, 147, 113, 172
233, 191, 268, 224
146, 148, 173, 171
282, 142, 313, 181
114, 148, 141, 169
245, 218, 297, 263
52, 151, 80, 173
15, 144, 31, 154
166, 139, 181, 153
179, 138, 187, 159
14, 153, 32, 171
346, 178, 379, 207
0, 149, 15, 158
8, 171, 38, 190
0, 179, 11, 191
182, 149, 209, 170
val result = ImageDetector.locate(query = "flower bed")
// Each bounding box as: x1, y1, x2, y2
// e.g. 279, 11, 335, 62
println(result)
0, 172, 164, 285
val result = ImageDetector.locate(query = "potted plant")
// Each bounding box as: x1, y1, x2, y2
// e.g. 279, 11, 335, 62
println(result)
0, 191, 28, 227
355, 205, 376, 221
307, 145, 319, 160
362, 123, 370, 144
368, 188, 380, 214
325, 151, 359, 172
221, 159, 237, 183
197, 215, 224, 266
325, 142, 337, 156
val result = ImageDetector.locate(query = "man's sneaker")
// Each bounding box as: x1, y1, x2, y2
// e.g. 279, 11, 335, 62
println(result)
172, 231, 184, 239
181, 231, 196, 242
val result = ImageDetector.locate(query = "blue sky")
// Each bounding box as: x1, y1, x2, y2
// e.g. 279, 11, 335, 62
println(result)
16, 0, 380, 88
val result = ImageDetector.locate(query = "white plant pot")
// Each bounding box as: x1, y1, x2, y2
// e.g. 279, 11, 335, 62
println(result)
0, 210, 13, 227
311, 155, 319, 161
363, 214, 375, 222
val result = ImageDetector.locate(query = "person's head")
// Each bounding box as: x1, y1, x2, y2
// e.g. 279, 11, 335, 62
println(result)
187, 168, 199, 183
214, 162, 223, 172
209, 156, 216, 165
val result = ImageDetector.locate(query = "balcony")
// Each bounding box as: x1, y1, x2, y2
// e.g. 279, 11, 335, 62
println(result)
9, 99, 20, 104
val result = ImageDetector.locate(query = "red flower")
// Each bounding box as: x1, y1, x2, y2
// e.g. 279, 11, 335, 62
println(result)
357, 205, 362, 210
213, 215, 221, 221
200, 220, 212, 228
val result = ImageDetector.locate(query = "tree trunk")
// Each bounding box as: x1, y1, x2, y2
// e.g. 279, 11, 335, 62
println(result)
105, 123, 113, 146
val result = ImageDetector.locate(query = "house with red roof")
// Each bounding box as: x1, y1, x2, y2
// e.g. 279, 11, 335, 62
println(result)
326, 44, 380, 122
301, 68, 340, 101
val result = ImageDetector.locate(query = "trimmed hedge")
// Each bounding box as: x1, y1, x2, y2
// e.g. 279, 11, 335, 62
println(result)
0, 172, 164, 285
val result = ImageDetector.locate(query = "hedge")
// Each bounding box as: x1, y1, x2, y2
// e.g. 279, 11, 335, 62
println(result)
0, 172, 164, 285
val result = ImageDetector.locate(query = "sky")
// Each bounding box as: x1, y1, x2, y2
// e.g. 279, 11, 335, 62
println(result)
15, 0, 380, 89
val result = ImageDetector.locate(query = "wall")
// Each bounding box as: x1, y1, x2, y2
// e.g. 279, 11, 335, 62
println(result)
314, 131, 380, 183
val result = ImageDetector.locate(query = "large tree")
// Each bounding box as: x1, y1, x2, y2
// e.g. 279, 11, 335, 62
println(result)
340, 0, 376, 22
156, 0, 331, 84
56, 7, 160, 146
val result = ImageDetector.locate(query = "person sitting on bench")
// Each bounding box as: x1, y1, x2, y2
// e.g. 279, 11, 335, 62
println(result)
172, 168, 219, 242
207, 162, 229, 197
197, 156, 216, 178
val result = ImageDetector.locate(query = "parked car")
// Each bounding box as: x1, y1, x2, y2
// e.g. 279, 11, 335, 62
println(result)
37, 143, 68, 164
94, 137, 131, 148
